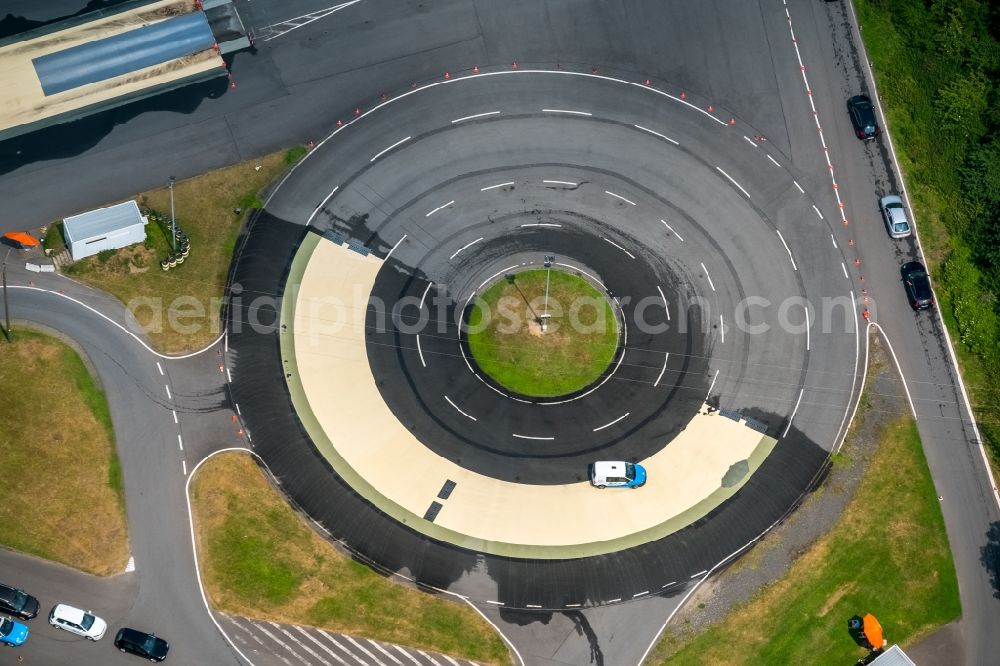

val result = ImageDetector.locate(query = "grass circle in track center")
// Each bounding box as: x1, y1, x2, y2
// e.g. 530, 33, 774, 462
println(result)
466, 269, 619, 398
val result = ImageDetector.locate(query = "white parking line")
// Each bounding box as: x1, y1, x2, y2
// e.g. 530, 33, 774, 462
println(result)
593, 412, 630, 431
661, 219, 684, 241
294, 627, 349, 665
602, 237, 636, 259
481, 181, 514, 191
654, 353, 669, 387
512, 433, 554, 440
451, 111, 500, 123
715, 166, 751, 199
370, 136, 411, 162
425, 201, 455, 218
634, 124, 679, 145
385, 234, 407, 259
605, 190, 637, 206
449, 237, 484, 260
700, 262, 716, 291
416, 335, 426, 368
445, 395, 477, 421
542, 108, 592, 116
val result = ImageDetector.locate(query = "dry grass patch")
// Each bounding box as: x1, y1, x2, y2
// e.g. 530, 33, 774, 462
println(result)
191, 453, 511, 664
0, 331, 128, 575
66, 150, 297, 353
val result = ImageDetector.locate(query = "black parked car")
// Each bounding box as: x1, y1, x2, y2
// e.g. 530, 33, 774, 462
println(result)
0, 583, 39, 620
114, 627, 169, 662
847, 95, 881, 140
901, 261, 935, 311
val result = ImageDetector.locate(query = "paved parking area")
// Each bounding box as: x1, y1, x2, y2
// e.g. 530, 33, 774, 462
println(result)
219, 614, 481, 666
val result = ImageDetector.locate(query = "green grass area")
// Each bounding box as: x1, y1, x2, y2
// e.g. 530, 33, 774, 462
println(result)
192, 453, 511, 664
466, 269, 618, 397
854, 0, 1000, 466
64, 151, 291, 353
42, 222, 66, 253
0, 330, 129, 575
649, 416, 959, 665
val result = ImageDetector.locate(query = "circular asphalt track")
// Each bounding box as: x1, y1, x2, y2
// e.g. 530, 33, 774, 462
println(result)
227, 69, 857, 610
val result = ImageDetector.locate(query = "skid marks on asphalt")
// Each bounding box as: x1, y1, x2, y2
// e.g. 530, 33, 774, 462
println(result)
220, 614, 479, 666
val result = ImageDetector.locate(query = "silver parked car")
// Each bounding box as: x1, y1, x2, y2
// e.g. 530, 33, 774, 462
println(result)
879, 195, 911, 239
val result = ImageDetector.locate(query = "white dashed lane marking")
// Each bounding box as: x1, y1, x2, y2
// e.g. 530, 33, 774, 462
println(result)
634, 124, 678, 144
700, 262, 716, 291
604, 190, 636, 206
444, 395, 477, 421
451, 111, 500, 123
481, 181, 513, 191
370, 136, 411, 162
661, 219, 684, 242
542, 108, 592, 116
602, 237, 635, 259
425, 201, 455, 218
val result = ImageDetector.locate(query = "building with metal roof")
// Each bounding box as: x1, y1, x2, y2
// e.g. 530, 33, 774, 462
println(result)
869, 645, 917, 666
63, 200, 148, 261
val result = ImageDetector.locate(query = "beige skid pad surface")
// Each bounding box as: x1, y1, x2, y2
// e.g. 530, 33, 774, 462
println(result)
287, 237, 773, 551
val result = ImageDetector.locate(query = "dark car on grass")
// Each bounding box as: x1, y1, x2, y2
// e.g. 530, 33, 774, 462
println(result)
901, 261, 934, 311
847, 95, 881, 140
115, 627, 169, 661
0, 583, 39, 621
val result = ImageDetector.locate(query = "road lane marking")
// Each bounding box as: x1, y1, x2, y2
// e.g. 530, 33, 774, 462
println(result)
783, 388, 805, 437
512, 434, 554, 440
720, 315, 725, 343
393, 644, 422, 665
602, 237, 635, 259
706, 369, 720, 399
700, 262, 716, 291
445, 395, 477, 421
656, 285, 670, 320
715, 166, 751, 199
275, 624, 333, 666
605, 190, 637, 206
654, 353, 670, 387
543, 179, 577, 186
165, 384, 172, 400
767, 154, 781, 167
634, 124, 679, 144
420, 281, 434, 309
775, 229, 798, 270
743, 135, 758, 147
449, 237, 484, 259
841, 262, 849, 279
425, 201, 455, 218
178, 434, 183, 451
520, 223, 562, 227
812, 204, 823, 219
416, 335, 426, 368
172, 409, 178, 424
661, 219, 684, 241
385, 234, 406, 259
369, 640, 404, 665
370, 136, 411, 162
593, 412, 630, 431
542, 108, 592, 116
481, 181, 514, 191
805, 307, 811, 351
830, 234, 837, 248
156, 361, 163, 375
451, 111, 500, 123
307, 185, 339, 225
294, 626, 349, 665
181, 460, 187, 475
793, 180, 804, 193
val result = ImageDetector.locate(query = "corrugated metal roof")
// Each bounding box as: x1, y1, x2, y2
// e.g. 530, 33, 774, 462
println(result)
869, 645, 917, 666
64, 200, 144, 242
33, 12, 215, 96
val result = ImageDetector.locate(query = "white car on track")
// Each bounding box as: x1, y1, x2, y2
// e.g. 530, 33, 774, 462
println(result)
48, 604, 107, 641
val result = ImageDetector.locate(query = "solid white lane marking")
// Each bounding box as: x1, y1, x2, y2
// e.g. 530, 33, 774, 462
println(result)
767, 154, 781, 167
841, 262, 849, 279
654, 353, 670, 387
445, 395, 477, 421
181, 460, 187, 475
743, 135, 758, 147
783, 388, 805, 437
661, 219, 684, 241
542, 108, 592, 116
294, 627, 349, 665
451, 111, 500, 123
775, 229, 798, 271
165, 384, 172, 400
370, 136, 411, 162
449, 237, 484, 259
605, 190, 637, 206
425, 201, 455, 218
812, 204, 823, 219
464, 290, 477, 308
416, 335, 426, 368
700, 262, 716, 291
715, 166, 751, 199
420, 281, 434, 309
177, 434, 184, 451
307, 185, 339, 225
602, 237, 636, 259
478, 265, 521, 290
593, 412, 630, 432
520, 223, 562, 227
793, 180, 804, 193
156, 361, 163, 375
634, 124, 679, 144
172, 409, 178, 424
369, 640, 404, 665
481, 181, 514, 191
706, 369, 720, 399
385, 234, 406, 259
720, 315, 725, 343
555, 262, 603, 286
543, 179, 578, 186
805, 307, 811, 351
512, 433, 554, 440
656, 285, 670, 320
830, 234, 838, 248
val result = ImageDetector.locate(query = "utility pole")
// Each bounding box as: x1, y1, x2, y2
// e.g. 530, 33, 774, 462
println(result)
168, 175, 177, 253
541, 254, 555, 333
2, 248, 11, 343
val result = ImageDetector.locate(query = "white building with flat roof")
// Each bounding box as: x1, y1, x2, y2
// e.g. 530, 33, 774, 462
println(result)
63, 200, 147, 260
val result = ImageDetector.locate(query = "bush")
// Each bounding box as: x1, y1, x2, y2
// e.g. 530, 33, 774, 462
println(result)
96, 249, 116, 264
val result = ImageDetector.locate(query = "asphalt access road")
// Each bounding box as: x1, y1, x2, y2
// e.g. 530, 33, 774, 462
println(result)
3, 272, 243, 666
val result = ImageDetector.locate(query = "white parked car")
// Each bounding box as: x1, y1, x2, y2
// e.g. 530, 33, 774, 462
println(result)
589, 461, 647, 489
48, 604, 107, 641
